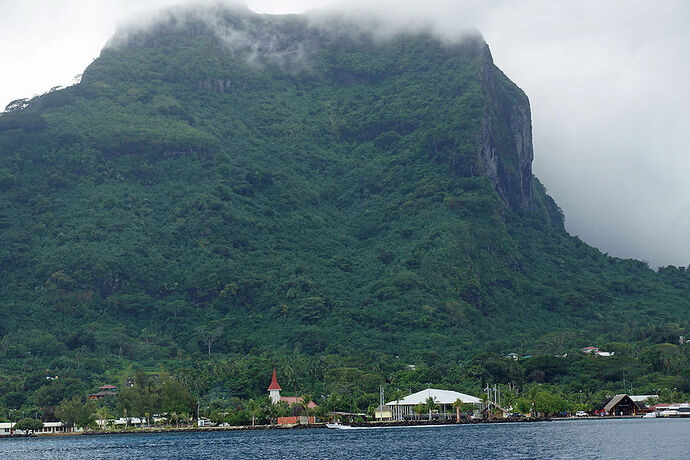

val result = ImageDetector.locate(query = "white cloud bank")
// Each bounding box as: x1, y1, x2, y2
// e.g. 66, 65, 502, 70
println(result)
1, 0, 688, 268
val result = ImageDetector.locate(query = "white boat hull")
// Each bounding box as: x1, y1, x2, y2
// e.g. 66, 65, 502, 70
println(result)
326, 423, 356, 429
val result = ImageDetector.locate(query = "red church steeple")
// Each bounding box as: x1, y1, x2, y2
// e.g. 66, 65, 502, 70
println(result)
267, 368, 282, 391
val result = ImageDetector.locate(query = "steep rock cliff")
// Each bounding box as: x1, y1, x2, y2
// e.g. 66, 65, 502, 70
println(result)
477, 44, 534, 212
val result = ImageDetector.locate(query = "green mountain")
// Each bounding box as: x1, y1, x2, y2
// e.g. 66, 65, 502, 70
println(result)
0, 5, 688, 409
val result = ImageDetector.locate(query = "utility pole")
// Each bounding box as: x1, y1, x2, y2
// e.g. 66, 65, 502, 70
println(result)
379, 385, 385, 421
485, 385, 491, 419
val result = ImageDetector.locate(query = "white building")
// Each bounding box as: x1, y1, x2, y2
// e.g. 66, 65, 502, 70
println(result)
629, 395, 658, 405
0, 421, 82, 436
197, 418, 213, 427
386, 388, 482, 420
96, 417, 156, 429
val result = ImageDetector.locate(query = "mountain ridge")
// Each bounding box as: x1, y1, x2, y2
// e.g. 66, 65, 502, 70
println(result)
0, 6, 687, 409
87, 6, 553, 220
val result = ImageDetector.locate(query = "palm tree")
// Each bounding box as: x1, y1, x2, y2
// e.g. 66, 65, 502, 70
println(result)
95, 406, 110, 431
300, 393, 313, 423
246, 399, 260, 426
502, 387, 517, 412
453, 398, 463, 423
414, 403, 425, 421
425, 396, 436, 421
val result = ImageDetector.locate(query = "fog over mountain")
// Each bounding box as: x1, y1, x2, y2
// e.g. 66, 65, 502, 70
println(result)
2, 0, 689, 268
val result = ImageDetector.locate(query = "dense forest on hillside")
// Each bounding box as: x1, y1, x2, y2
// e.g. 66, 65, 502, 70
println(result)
0, 6, 688, 421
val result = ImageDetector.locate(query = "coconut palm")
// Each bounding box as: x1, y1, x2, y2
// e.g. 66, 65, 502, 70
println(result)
95, 406, 110, 431
414, 403, 425, 421
425, 396, 436, 421
453, 398, 463, 422
246, 399, 260, 426
300, 393, 313, 423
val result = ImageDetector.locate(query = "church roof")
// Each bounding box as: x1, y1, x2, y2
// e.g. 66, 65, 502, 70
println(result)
267, 368, 282, 391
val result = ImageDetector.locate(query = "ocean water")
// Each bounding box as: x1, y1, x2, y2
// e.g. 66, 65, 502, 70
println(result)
1, 418, 688, 459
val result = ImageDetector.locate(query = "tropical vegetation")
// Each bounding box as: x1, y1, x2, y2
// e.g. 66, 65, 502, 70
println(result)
0, 5, 687, 426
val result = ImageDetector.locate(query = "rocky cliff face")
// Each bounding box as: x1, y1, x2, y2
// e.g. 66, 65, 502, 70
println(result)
477, 44, 535, 212
94, 6, 541, 216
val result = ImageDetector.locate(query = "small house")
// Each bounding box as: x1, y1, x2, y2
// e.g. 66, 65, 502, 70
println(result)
374, 405, 392, 420
603, 394, 643, 416
197, 418, 213, 427
89, 385, 118, 401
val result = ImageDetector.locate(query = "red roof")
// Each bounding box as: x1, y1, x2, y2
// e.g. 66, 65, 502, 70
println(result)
267, 368, 282, 391
99, 385, 117, 390
280, 396, 318, 409
581, 347, 599, 353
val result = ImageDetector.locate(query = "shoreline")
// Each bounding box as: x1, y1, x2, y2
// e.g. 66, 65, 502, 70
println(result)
9, 415, 676, 439
1, 417, 553, 439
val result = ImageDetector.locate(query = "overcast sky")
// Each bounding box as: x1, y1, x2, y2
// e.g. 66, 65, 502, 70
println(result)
1, 0, 688, 268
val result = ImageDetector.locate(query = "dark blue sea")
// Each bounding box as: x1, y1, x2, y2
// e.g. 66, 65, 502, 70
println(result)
1, 418, 688, 459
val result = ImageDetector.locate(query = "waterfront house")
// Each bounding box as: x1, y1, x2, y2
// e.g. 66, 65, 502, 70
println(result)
0, 421, 81, 436
385, 388, 482, 421
197, 418, 213, 427
374, 405, 393, 420
602, 394, 643, 416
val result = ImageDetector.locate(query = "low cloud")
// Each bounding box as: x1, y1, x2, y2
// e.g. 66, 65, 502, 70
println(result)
322, 0, 690, 268
2, 0, 689, 268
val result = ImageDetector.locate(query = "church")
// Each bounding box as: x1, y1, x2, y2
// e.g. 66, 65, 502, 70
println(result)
268, 368, 318, 424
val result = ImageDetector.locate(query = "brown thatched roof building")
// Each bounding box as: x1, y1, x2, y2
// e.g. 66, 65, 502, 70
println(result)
603, 394, 644, 416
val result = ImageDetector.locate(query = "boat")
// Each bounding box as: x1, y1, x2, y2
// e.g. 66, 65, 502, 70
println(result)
642, 412, 656, 418
326, 423, 357, 429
